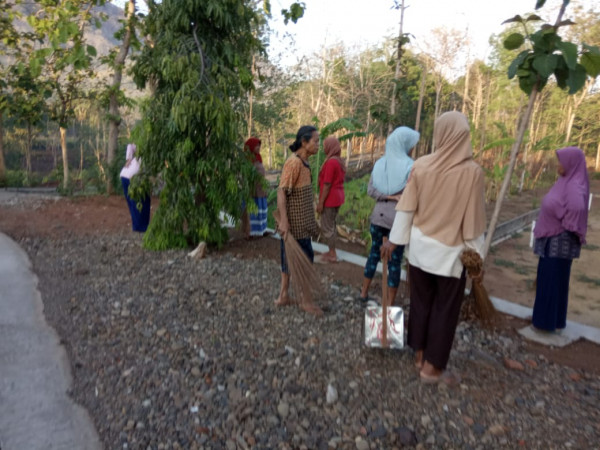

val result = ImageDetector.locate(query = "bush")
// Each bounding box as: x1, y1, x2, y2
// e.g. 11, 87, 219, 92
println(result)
338, 174, 374, 242
5, 170, 26, 187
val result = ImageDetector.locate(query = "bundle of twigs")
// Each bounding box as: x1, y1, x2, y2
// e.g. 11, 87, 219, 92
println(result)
273, 210, 323, 316
460, 249, 498, 326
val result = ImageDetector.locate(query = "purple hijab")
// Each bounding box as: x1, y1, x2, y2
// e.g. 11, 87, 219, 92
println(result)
534, 147, 589, 244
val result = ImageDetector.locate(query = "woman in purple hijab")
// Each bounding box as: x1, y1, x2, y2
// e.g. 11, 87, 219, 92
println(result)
532, 147, 589, 332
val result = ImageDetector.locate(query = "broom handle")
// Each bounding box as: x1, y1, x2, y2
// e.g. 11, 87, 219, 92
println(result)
382, 238, 389, 348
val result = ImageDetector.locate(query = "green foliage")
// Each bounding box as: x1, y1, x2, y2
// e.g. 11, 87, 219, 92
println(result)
132, 0, 268, 250
337, 174, 374, 245
281, 2, 305, 25
502, 2, 600, 95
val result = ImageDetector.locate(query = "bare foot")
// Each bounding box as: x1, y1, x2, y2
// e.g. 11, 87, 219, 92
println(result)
274, 296, 293, 306
415, 350, 424, 369
300, 302, 324, 317
420, 361, 442, 378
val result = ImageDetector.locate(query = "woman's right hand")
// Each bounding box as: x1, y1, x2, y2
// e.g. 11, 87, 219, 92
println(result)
278, 218, 290, 239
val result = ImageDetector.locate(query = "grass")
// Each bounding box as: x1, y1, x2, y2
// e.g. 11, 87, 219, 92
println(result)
577, 274, 600, 287
494, 258, 532, 275
583, 244, 600, 251
494, 258, 516, 268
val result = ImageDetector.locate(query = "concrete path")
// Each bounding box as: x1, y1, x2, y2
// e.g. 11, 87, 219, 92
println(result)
0, 232, 101, 450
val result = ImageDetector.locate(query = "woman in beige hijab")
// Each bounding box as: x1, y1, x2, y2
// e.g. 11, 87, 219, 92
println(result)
382, 111, 486, 384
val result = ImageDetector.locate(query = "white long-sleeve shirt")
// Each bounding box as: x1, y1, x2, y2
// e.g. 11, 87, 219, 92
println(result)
389, 210, 485, 278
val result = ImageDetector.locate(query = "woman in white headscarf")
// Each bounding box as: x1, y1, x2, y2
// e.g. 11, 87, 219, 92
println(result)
358, 126, 420, 305
382, 111, 486, 384
120, 143, 151, 232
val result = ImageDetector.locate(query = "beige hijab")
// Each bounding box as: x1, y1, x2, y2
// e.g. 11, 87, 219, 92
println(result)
396, 111, 486, 246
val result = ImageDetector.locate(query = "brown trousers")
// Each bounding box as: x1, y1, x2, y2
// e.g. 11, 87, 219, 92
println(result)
407, 265, 466, 370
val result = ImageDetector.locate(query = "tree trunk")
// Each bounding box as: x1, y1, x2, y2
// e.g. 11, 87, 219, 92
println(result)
478, 76, 492, 153
462, 62, 470, 115
60, 126, 69, 189
248, 55, 256, 137
388, 0, 406, 134
483, 85, 538, 258
434, 77, 442, 121
346, 139, 352, 168
106, 0, 136, 194
0, 111, 5, 185
565, 82, 589, 143
26, 122, 32, 175
415, 63, 427, 133
267, 128, 273, 169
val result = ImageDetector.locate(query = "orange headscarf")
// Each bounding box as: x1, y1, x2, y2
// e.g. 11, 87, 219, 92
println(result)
323, 136, 346, 173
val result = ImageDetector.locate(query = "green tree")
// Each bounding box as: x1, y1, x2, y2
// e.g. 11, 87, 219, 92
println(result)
483, 0, 600, 257
0, 0, 25, 185
131, 0, 305, 250
102, 0, 140, 193
28, 0, 105, 190
9, 65, 48, 176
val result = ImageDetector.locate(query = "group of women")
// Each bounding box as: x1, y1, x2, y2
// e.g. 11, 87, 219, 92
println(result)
121, 110, 590, 384
275, 112, 589, 385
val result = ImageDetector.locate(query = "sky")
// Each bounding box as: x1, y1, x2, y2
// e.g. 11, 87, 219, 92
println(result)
110, 0, 598, 67
267, 0, 598, 66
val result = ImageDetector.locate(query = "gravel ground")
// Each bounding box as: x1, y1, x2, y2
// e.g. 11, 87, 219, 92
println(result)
16, 229, 600, 450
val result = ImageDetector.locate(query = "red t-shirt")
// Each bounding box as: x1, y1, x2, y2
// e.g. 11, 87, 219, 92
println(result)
318, 158, 345, 208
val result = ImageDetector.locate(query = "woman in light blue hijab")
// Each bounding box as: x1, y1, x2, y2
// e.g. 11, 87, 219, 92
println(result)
359, 126, 420, 305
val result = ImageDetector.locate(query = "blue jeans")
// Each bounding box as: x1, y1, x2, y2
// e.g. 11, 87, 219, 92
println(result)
363, 223, 404, 287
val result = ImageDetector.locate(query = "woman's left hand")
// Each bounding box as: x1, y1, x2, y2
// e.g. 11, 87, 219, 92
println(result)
380, 240, 397, 261
316, 203, 324, 213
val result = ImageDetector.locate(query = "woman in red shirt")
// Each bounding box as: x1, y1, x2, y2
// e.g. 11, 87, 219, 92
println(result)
317, 136, 346, 263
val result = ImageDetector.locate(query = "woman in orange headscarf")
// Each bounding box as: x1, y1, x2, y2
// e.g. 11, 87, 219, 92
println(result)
382, 111, 486, 384
317, 136, 346, 263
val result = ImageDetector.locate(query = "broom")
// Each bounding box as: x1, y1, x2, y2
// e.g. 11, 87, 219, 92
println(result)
273, 210, 323, 316
460, 249, 498, 326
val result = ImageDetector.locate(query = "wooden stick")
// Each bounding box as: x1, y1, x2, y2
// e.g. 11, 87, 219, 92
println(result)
382, 238, 389, 348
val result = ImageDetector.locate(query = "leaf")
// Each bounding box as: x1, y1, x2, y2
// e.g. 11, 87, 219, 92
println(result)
507, 50, 530, 79
558, 41, 578, 69
580, 52, 600, 78
525, 14, 543, 21
518, 72, 537, 95
583, 43, 600, 55
556, 19, 576, 27
86, 45, 97, 57
567, 64, 587, 94
535, 0, 546, 9
504, 33, 525, 50
532, 53, 558, 78
502, 15, 523, 25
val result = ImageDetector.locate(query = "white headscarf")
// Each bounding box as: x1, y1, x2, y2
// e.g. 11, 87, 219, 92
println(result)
372, 126, 419, 195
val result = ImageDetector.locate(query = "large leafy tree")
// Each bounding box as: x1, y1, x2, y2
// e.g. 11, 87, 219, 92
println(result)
132, 0, 305, 250
28, 0, 105, 190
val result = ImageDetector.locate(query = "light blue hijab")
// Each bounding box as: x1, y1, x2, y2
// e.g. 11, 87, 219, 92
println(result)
372, 126, 420, 195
